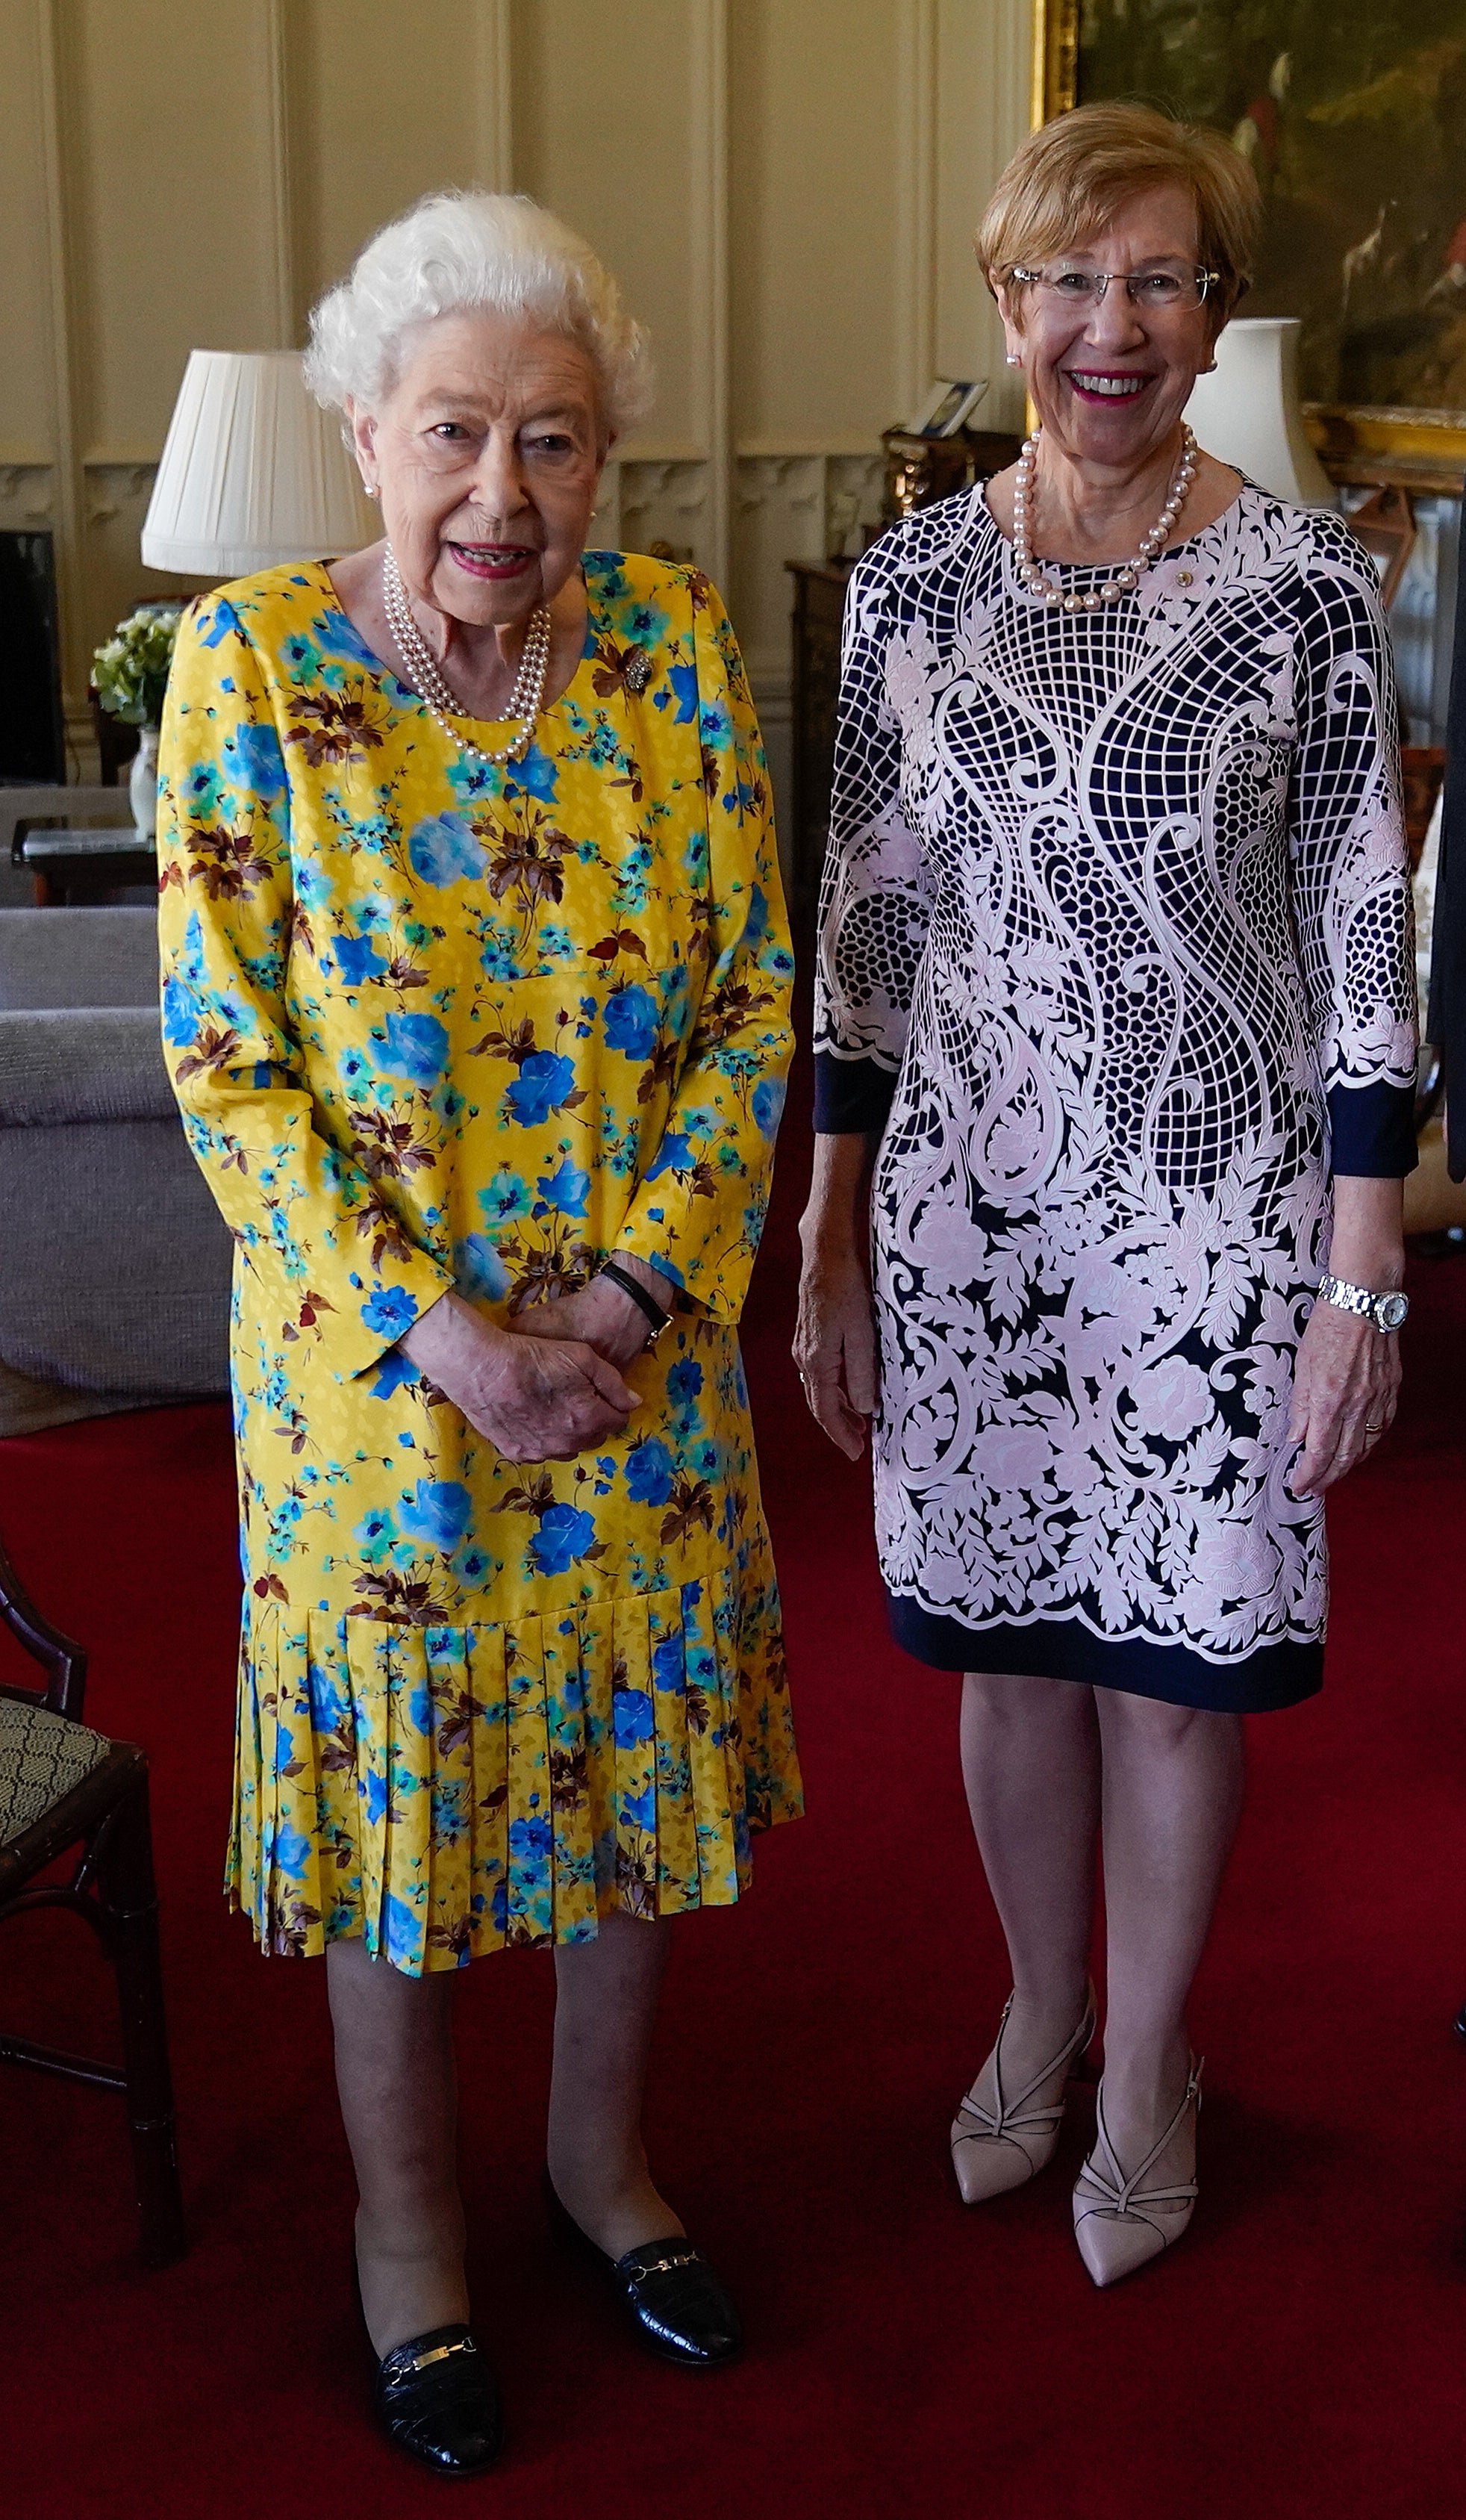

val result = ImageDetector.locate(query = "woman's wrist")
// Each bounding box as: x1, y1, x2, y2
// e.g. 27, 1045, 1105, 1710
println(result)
399, 1289, 507, 1380
1328, 1177, 1406, 1290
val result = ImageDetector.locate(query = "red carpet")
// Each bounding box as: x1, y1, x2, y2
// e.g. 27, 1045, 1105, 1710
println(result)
4, 1071, 1465, 2519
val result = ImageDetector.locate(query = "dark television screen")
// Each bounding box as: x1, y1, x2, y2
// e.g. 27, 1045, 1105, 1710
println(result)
0, 529, 66, 785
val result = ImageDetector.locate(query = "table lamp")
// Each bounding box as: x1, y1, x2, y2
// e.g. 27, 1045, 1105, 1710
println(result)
1183, 317, 1337, 508
141, 349, 371, 576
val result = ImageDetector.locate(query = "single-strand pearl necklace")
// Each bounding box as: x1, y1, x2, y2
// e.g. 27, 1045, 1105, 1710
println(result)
1012, 423, 1198, 612
381, 543, 552, 767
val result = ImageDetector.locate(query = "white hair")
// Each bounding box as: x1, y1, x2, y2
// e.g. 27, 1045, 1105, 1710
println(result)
304, 190, 653, 441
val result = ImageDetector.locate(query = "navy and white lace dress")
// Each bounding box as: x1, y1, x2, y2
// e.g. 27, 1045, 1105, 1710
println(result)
814, 485, 1417, 1711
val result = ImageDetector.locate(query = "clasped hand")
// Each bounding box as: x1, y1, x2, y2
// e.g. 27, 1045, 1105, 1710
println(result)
399, 1270, 669, 1464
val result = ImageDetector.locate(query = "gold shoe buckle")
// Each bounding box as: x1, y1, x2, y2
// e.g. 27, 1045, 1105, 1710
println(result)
410, 2336, 475, 2372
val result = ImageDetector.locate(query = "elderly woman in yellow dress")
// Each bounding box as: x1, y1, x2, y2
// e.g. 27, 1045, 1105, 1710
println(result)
157, 191, 799, 2475
798, 105, 1415, 2286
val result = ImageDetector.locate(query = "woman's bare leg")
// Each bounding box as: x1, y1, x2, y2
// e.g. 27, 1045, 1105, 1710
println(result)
547, 1909, 684, 2258
1092, 1691, 1244, 2172
327, 1935, 467, 2357
960, 1670, 1102, 2079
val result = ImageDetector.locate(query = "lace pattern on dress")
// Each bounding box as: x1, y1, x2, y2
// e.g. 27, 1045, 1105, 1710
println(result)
815, 485, 1417, 1664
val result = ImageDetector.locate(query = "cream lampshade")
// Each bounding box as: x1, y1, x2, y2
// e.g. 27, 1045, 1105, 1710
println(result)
1183, 317, 1337, 508
141, 349, 371, 575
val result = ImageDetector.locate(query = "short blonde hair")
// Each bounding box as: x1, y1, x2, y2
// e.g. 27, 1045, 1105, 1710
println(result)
305, 190, 654, 441
976, 102, 1261, 327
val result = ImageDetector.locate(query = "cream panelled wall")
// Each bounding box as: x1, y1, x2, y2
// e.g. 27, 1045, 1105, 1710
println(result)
2, 0, 1030, 797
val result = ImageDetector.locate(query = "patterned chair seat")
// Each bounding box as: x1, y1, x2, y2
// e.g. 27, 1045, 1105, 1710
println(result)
0, 1696, 112, 1846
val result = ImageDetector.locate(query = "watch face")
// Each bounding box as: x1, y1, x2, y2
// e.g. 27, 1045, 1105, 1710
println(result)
1377, 1292, 1409, 1331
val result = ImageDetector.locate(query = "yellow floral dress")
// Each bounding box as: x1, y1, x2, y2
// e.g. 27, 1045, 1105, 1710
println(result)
157, 551, 802, 1976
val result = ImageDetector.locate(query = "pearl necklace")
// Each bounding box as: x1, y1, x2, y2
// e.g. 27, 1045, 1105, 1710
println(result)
1012, 423, 1198, 612
381, 544, 552, 768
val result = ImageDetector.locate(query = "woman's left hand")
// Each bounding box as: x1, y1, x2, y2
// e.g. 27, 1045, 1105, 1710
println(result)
506, 1259, 676, 1373
1286, 1301, 1401, 1496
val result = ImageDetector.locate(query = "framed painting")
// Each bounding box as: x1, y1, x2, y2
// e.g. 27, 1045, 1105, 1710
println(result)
1032, 0, 1466, 476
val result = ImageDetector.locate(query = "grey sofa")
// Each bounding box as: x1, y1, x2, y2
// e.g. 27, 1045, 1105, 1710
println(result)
0, 907, 233, 1436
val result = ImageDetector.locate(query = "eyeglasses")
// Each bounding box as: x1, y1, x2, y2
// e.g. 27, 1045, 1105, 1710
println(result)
1010, 266, 1220, 312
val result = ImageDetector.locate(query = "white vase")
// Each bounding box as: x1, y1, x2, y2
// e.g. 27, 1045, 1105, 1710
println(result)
130, 724, 160, 837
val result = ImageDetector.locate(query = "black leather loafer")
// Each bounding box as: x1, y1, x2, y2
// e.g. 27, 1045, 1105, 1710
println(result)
543, 2171, 743, 2368
372, 2323, 504, 2477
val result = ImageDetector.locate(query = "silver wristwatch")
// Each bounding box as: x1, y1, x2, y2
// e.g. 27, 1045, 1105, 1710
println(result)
1316, 1272, 1409, 1334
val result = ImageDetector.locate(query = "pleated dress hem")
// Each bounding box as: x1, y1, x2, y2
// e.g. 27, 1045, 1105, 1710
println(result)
228, 1565, 802, 1975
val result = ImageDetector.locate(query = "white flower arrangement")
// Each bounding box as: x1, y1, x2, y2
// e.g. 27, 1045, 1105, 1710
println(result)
93, 602, 184, 729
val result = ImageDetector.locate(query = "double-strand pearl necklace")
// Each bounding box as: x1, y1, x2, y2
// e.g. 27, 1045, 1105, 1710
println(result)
1012, 423, 1198, 612
381, 543, 552, 768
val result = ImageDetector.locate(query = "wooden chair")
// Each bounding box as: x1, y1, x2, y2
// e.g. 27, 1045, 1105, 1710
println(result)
0, 1531, 185, 2265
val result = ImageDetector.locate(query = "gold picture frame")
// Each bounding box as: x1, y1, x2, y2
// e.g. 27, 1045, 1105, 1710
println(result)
1030, 0, 1466, 481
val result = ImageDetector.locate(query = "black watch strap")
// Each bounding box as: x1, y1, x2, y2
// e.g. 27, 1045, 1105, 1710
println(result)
599, 1259, 670, 1337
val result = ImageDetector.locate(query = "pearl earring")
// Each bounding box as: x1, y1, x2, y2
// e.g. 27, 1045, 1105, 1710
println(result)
363, 482, 379, 498
1005, 353, 1023, 368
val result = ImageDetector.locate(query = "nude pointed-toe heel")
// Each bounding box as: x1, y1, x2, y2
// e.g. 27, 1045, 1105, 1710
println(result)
1071, 2058, 1203, 2288
950, 1985, 1097, 2206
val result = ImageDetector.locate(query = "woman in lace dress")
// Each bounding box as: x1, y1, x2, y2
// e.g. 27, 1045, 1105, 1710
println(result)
796, 106, 1417, 2285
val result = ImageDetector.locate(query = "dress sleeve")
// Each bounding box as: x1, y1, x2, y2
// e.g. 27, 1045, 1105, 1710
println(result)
1289, 533, 1418, 1177
812, 549, 938, 1134
611, 576, 794, 1325
156, 597, 452, 1381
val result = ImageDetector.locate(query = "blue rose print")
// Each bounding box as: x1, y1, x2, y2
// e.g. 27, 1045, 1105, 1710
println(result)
354, 1505, 399, 1563
619, 1782, 657, 1832
306, 1658, 349, 1729
384, 1894, 425, 1967
699, 698, 733, 753
408, 812, 485, 886
197, 597, 243, 648
369, 1349, 419, 1399
223, 720, 287, 800
361, 1286, 419, 1339
613, 1687, 655, 1749
313, 608, 381, 668
508, 1814, 553, 1864
398, 1479, 473, 1549
752, 1075, 786, 1141
536, 1157, 590, 1217
646, 1132, 692, 1180
270, 1823, 313, 1881
375, 1009, 450, 1086
625, 1437, 675, 1506
667, 661, 699, 724
502, 742, 558, 803
742, 883, 770, 948
667, 1356, 704, 1409
452, 1234, 511, 1301
507, 1051, 576, 1126
162, 973, 202, 1046
652, 1634, 687, 1696
604, 984, 659, 1060
529, 1501, 596, 1575
480, 1169, 532, 1222
333, 930, 390, 985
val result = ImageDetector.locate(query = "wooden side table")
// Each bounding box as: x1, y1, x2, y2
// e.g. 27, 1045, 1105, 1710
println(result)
20, 828, 157, 906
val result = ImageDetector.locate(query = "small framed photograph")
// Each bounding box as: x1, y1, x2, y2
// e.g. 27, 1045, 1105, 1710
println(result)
903, 376, 990, 438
